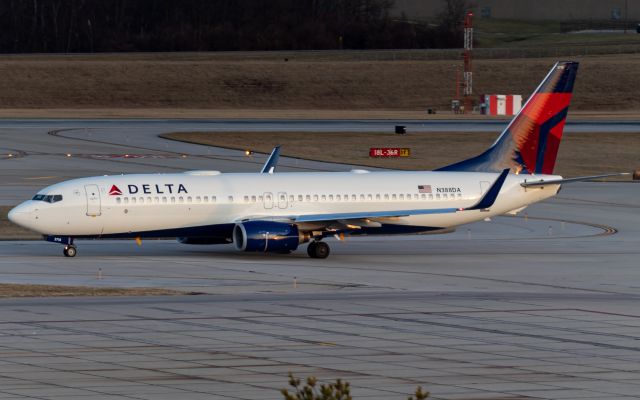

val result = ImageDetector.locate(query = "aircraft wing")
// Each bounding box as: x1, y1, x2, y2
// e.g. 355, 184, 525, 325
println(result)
238, 169, 510, 226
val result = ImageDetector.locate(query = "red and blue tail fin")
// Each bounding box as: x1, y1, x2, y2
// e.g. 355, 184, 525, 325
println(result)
438, 61, 578, 175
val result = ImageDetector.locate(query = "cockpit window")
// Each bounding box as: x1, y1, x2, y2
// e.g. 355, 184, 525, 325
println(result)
32, 194, 63, 203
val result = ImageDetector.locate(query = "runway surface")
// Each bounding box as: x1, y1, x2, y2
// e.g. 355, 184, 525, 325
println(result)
1, 119, 640, 399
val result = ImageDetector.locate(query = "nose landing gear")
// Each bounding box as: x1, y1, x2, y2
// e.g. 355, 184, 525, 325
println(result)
45, 236, 76, 257
63, 245, 77, 257
307, 241, 330, 259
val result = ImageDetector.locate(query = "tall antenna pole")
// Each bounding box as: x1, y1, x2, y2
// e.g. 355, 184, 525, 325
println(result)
463, 11, 473, 114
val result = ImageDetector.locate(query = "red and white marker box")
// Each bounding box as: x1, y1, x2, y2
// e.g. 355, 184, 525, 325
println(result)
481, 94, 522, 116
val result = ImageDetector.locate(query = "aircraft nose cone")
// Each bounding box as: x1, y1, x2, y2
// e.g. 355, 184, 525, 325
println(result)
7, 203, 32, 228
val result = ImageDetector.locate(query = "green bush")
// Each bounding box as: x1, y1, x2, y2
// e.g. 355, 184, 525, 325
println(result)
281, 373, 429, 400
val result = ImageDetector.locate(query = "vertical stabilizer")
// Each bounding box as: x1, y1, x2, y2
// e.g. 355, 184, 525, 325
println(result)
438, 61, 578, 174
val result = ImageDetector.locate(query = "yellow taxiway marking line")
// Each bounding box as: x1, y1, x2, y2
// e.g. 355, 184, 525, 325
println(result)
24, 176, 57, 180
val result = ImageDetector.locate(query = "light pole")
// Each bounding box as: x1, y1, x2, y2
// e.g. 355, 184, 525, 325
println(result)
625, 0, 628, 34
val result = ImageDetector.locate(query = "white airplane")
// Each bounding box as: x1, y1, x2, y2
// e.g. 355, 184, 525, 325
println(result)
8, 61, 624, 258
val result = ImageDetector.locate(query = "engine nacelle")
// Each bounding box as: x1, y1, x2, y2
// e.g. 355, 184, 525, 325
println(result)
233, 221, 306, 252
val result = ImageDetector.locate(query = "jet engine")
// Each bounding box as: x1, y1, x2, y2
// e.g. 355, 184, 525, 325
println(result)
233, 221, 308, 252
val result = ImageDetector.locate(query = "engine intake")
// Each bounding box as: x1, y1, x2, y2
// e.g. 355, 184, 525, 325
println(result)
233, 221, 306, 252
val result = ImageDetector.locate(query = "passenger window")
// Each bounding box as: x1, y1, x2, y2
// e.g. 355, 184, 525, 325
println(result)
384, 194, 389, 200
196, 196, 201, 203
421, 194, 426, 200
336, 195, 341, 201
252, 195, 257, 202
367, 194, 372, 201
162, 197, 167, 203
244, 196, 249, 203
457, 193, 462, 198
171, 197, 176, 204
436, 194, 441, 199
328, 195, 333, 201
351, 195, 357, 201
123, 197, 129, 204
213, 196, 217, 203
116, 197, 122, 204
392, 194, 397, 200
203, 196, 208, 202
414, 194, 419, 200
187, 197, 192, 203
375, 194, 380, 200
178, 197, 184, 203
429, 194, 434, 200
359, 194, 365, 201
298, 195, 303, 202
399, 194, 404, 201
305, 195, 311, 202
138, 197, 144, 204
313, 195, 319, 201
154, 197, 159, 203
146, 197, 152, 203
321, 195, 326, 201
443, 194, 448, 199
228, 196, 233, 203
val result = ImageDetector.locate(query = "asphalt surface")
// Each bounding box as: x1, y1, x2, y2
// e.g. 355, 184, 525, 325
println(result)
0, 119, 640, 399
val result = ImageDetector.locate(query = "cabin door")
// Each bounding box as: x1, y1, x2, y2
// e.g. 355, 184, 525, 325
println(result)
263, 192, 274, 209
278, 192, 288, 209
84, 184, 102, 216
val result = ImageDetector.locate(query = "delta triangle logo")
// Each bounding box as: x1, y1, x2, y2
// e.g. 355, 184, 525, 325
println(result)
109, 185, 122, 196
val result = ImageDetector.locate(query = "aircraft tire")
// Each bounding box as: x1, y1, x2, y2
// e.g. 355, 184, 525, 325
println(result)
307, 242, 317, 258
308, 241, 330, 259
63, 245, 77, 258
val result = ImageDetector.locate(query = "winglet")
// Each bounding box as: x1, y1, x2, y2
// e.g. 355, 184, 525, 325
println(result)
260, 146, 281, 174
466, 169, 510, 211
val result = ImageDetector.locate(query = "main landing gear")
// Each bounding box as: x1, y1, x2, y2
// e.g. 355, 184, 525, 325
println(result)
63, 245, 77, 257
307, 241, 330, 259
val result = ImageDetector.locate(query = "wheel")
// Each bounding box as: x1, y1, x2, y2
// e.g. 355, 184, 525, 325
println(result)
307, 241, 330, 259
314, 242, 330, 259
63, 245, 77, 258
307, 241, 317, 258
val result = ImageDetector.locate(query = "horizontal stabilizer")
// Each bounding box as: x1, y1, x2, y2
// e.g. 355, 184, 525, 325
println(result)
521, 173, 629, 187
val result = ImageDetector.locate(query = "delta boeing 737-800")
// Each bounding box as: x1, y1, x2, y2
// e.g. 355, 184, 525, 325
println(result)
7, 61, 625, 258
